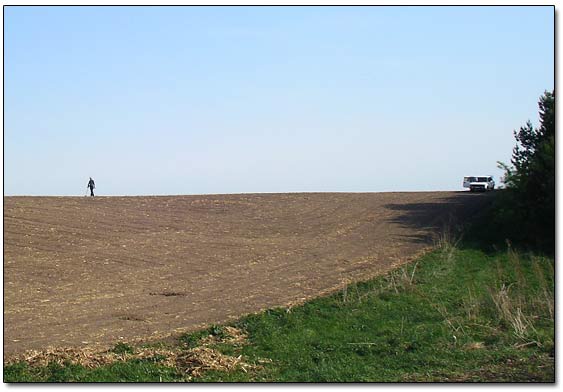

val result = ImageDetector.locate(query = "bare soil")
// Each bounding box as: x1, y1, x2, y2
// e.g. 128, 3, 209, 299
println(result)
4, 192, 492, 358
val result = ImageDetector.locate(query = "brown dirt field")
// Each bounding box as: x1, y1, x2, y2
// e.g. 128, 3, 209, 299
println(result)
4, 192, 493, 358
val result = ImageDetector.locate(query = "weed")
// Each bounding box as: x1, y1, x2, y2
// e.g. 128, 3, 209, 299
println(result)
531, 257, 554, 320
112, 342, 135, 355
435, 224, 462, 264
506, 241, 529, 293
461, 287, 481, 321
382, 260, 420, 295
485, 245, 554, 348
210, 325, 226, 338
488, 283, 537, 343
431, 301, 466, 340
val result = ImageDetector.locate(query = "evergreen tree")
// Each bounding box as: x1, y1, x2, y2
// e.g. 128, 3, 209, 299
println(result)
499, 90, 555, 251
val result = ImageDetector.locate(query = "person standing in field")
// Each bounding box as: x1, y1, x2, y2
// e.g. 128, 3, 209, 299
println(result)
87, 177, 95, 197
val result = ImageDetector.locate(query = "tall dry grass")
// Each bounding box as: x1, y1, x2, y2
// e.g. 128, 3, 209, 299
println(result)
435, 227, 462, 264
487, 242, 554, 347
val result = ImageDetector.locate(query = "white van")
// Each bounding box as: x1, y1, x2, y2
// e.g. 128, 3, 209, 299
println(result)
463, 176, 495, 192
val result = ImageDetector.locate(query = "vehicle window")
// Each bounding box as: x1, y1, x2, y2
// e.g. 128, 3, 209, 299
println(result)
477, 177, 487, 182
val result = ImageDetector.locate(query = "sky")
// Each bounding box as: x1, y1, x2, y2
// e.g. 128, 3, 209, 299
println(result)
4, 5, 555, 196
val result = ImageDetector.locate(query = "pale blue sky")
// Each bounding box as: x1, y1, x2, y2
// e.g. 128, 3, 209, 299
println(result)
4, 6, 554, 196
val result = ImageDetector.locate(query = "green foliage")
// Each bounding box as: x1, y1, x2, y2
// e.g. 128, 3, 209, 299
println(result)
178, 324, 226, 348
497, 90, 555, 252
112, 342, 135, 355
3, 359, 183, 383
511, 91, 555, 179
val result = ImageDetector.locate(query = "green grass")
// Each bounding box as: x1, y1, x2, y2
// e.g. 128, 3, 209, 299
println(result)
3, 355, 181, 383
4, 240, 554, 382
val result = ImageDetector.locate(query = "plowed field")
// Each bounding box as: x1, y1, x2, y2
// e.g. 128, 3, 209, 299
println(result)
4, 192, 493, 357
